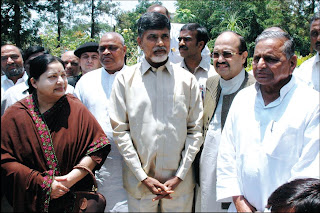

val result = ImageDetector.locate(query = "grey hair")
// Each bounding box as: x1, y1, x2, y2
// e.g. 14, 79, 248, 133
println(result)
255, 31, 295, 59
102, 32, 125, 46
310, 13, 320, 28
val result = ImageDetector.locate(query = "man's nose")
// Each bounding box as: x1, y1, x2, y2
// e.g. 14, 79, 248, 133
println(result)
157, 38, 164, 46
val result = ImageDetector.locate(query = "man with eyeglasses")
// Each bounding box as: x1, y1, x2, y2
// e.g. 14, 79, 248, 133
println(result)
61, 50, 81, 87
195, 31, 255, 212
294, 13, 320, 92
74, 32, 128, 212
74, 42, 101, 75
178, 23, 217, 100
217, 31, 319, 212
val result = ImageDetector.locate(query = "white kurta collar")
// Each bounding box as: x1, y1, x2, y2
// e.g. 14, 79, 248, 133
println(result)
255, 75, 296, 108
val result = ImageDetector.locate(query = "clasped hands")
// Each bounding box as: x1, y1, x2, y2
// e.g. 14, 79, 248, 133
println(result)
141, 176, 182, 201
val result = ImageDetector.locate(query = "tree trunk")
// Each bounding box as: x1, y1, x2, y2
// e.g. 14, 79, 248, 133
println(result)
13, 1, 21, 47
91, 0, 95, 38
57, 0, 62, 48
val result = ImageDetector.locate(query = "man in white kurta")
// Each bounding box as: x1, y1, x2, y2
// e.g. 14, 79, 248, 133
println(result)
294, 15, 320, 92
109, 12, 203, 212
74, 32, 129, 212
217, 31, 320, 212
1, 44, 28, 93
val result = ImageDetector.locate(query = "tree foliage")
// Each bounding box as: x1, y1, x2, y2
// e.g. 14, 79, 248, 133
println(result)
1, 0, 319, 61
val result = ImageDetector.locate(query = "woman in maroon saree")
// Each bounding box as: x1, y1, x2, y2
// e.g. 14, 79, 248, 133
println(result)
1, 54, 111, 212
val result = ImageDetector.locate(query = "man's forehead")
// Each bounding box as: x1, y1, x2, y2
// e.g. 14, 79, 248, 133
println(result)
310, 19, 320, 31
1, 45, 21, 55
180, 30, 196, 37
144, 28, 170, 35
61, 55, 78, 61
100, 34, 121, 44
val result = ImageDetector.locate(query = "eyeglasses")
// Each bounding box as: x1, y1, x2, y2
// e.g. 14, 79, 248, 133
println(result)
211, 51, 240, 59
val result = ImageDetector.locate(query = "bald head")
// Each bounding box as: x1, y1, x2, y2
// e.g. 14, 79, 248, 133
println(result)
98, 32, 127, 74
263, 26, 286, 33
147, 4, 170, 19
213, 31, 248, 80
61, 51, 80, 77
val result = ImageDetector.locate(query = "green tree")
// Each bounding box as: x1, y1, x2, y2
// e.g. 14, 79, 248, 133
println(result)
1, 0, 41, 48
114, 0, 162, 65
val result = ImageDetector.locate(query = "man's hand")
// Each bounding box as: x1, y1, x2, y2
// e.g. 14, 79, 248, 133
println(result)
233, 195, 257, 212
152, 176, 182, 201
141, 177, 174, 201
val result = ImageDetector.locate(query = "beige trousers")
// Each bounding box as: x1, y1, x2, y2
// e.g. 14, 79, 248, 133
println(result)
127, 191, 194, 212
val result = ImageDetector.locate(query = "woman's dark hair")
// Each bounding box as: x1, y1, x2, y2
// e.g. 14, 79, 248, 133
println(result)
267, 178, 320, 213
28, 54, 65, 94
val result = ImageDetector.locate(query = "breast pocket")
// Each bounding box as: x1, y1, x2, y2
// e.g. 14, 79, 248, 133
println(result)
264, 122, 300, 161
169, 94, 188, 119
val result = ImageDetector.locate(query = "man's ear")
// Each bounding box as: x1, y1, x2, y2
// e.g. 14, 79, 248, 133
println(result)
289, 55, 297, 74
198, 41, 205, 51
241, 51, 248, 65
137, 37, 142, 48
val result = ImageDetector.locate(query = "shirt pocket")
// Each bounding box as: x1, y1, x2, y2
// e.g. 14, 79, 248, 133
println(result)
264, 122, 300, 161
168, 94, 188, 119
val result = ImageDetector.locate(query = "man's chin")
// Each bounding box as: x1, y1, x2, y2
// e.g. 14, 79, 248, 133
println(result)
150, 55, 168, 63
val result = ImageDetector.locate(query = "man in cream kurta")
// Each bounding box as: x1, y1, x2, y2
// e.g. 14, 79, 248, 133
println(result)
137, 4, 211, 64
109, 12, 203, 212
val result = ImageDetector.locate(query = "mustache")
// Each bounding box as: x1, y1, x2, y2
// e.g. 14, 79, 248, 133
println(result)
153, 47, 167, 52
179, 45, 188, 50
315, 41, 320, 45
216, 62, 229, 66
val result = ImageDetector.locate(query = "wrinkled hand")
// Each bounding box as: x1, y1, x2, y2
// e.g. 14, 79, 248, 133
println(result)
141, 177, 174, 201
50, 178, 69, 199
152, 176, 182, 201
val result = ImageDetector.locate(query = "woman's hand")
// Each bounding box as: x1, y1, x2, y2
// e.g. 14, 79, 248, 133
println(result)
50, 178, 70, 199
51, 156, 98, 198
233, 195, 257, 212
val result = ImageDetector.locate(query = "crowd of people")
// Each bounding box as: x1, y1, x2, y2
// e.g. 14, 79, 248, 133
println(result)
1, 4, 319, 213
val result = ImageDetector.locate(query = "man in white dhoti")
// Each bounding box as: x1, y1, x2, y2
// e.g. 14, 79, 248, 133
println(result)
217, 31, 319, 212
74, 32, 129, 212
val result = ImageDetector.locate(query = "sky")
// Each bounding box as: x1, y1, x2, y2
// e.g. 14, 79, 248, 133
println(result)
31, 1, 178, 33
114, 0, 177, 13
101, 0, 177, 28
